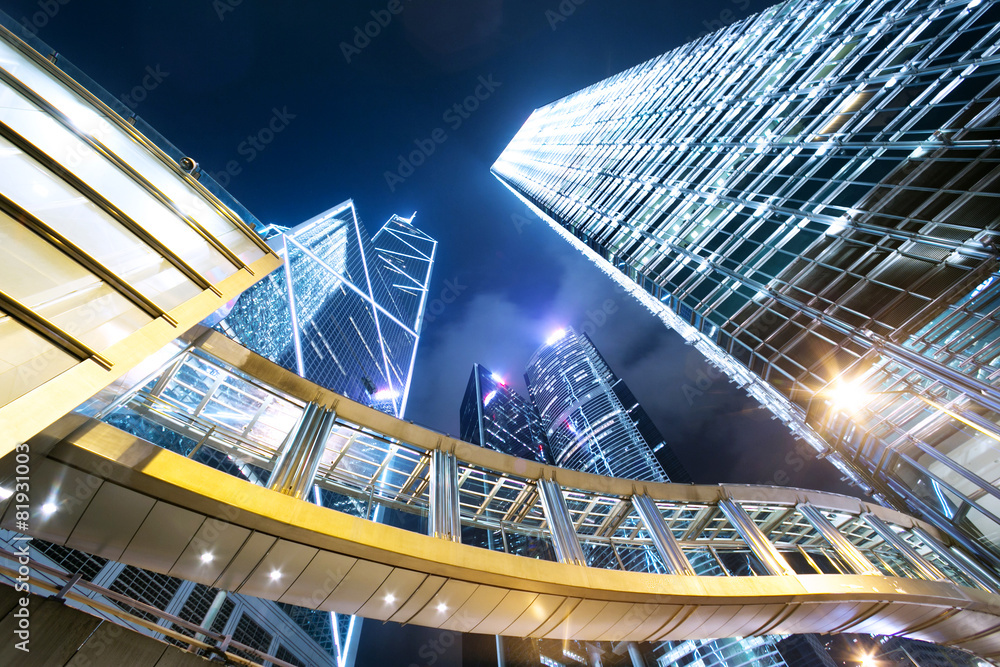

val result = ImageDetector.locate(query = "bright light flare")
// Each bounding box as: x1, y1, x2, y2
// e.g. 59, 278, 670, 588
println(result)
545, 328, 566, 346
859, 654, 876, 667
372, 388, 400, 400
0, 487, 12, 501
385, 593, 396, 604
269, 569, 282, 581
200, 552, 215, 564
491, 372, 505, 385
40, 502, 58, 517
436, 602, 448, 613
828, 380, 869, 414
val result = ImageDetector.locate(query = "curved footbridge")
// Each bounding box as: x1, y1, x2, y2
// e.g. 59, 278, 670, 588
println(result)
3, 330, 1000, 659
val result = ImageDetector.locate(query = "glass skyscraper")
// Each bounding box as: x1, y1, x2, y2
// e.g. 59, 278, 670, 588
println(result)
493, 0, 1000, 576
217, 201, 436, 418
525, 328, 689, 483
460, 363, 550, 464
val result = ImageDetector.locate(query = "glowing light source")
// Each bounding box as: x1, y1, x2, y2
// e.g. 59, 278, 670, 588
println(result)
385, 593, 396, 604
491, 372, 506, 385
436, 602, 448, 613
859, 654, 876, 667
372, 388, 400, 400
0, 487, 12, 501
200, 552, 214, 564
546, 328, 567, 345
269, 569, 282, 581
483, 390, 497, 406
828, 380, 868, 413
40, 502, 58, 517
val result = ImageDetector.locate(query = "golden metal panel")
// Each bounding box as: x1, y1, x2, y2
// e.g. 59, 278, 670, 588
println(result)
278, 551, 358, 608
576, 601, 635, 638
621, 603, 686, 642
447, 585, 509, 633
389, 575, 447, 624
503, 594, 567, 637
541, 599, 608, 640
595, 602, 655, 641
213, 531, 275, 591
169, 519, 251, 583
323, 559, 392, 614
0, 458, 100, 544
119, 501, 205, 572
355, 568, 428, 621
590, 604, 652, 639
407, 579, 479, 628
531, 597, 583, 637
847, 602, 948, 637
237, 539, 318, 600
65, 481, 155, 560
895, 608, 1000, 647
0, 253, 281, 459
474, 590, 538, 635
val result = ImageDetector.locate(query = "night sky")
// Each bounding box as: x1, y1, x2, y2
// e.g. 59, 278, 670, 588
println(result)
5, 0, 865, 663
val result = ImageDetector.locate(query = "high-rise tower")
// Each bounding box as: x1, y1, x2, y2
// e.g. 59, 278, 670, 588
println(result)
494, 0, 1000, 572
217, 203, 436, 418
460, 363, 549, 463
524, 328, 688, 483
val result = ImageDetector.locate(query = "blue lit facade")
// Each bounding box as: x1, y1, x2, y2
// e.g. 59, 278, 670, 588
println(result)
218, 201, 436, 418
524, 328, 680, 483
493, 0, 1000, 579
460, 363, 550, 464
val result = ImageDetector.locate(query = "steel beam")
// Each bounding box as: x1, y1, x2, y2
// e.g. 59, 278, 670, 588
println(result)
718, 499, 796, 576
797, 503, 881, 576
538, 478, 586, 566
632, 494, 695, 576
862, 514, 947, 581
429, 450, 461, 542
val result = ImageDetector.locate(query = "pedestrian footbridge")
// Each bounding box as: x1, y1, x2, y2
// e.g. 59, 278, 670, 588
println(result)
3, 329, 1000, 660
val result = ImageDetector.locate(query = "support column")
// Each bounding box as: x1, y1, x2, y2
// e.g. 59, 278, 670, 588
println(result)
429, 450, 461, 542
632, 494, 695, 576
718, 499, 796, 576
193, 590, 228, 645
797, 503, 880, 575
910, 526, 1000, 592
862, 514, 947, 581
626, 642, 646, 667
537, 478, 586, 566
268, 403, 337, 499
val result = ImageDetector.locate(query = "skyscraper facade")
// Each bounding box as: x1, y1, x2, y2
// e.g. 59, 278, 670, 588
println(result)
494, 0, 1000, 572
520, 329, 783, 667
217, 202, 436, 418
525, 328, 684, 483
460, 362, 549, 463
0, 11, 346, 667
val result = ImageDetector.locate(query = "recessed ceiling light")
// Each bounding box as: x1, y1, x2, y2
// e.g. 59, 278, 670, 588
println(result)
40, 502, 58, 516
200, 552, 214, 564
436, 602, 448, 613
385, 593, 396, 604
269, 569, 282, 581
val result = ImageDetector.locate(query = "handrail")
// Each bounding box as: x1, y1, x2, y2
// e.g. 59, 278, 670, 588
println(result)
0, 550, 298, 667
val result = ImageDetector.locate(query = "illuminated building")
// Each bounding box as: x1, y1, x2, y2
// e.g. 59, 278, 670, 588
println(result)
217, 203, 436, 418
460, 363, 550, 463
0, 13, 354, 666
525, 328, 690, 483
494, 0, 1000, 575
